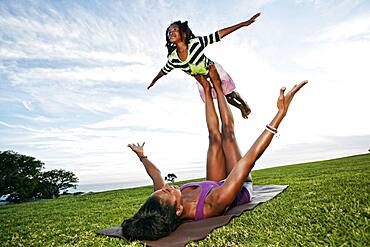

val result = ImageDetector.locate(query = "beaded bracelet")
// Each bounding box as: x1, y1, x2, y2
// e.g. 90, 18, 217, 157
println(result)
265, 124, 278, 134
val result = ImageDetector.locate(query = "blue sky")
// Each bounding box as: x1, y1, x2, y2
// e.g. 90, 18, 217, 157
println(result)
1, 0, 369, 189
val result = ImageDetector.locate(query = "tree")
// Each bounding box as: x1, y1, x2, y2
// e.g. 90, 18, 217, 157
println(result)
165, 173, 177, 184
0, 150, 78, 202
37, 169, 78, 198
0, 151, 43, 202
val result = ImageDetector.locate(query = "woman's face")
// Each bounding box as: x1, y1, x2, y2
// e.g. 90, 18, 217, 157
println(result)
167, 24, 182, 43
152, 184, 182, 207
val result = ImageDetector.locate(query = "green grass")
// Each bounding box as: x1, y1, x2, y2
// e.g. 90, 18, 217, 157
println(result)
1, 154, 369, 246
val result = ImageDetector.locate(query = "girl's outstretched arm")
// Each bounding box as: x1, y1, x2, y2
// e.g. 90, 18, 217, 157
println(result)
127, 142, 165, 190
218, 12, 260, 39
209, 80, 308, 215
147, 70, 165, 90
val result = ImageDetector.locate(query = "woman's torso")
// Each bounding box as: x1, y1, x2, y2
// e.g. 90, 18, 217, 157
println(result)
180, 181, 222, 220
180, 180, 253, 221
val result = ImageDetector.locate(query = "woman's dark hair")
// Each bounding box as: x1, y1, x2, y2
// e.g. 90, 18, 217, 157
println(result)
165, 20, 196, 56
121, 195, 183, 241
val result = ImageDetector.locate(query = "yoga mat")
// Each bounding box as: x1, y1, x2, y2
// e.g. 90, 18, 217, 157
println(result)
97, 185, 288, 247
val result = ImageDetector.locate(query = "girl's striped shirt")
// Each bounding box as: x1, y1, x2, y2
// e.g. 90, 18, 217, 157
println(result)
161, 31, 221, 76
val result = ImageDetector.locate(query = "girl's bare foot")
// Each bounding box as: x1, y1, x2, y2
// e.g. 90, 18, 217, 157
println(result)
232, 91, 251, 114
244, 104, 251, 118
227, 91, 251, 119
240, 105, 249, 119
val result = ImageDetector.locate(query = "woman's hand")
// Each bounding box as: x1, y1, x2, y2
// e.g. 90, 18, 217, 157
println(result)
127, 142, 145, 157
243, 12, 261, 26
128, 142, 165, 190
277, 80, 308, 115
194, 74, 211, 90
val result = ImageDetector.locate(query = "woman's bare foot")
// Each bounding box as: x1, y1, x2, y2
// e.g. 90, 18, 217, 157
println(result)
194, 75, 211, 90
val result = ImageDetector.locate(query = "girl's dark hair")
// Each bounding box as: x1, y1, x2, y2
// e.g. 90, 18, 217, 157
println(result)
165, 20, 196, 56
121, 195, 183, 241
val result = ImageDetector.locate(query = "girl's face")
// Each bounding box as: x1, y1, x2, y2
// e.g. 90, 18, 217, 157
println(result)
167, 24, 182, 43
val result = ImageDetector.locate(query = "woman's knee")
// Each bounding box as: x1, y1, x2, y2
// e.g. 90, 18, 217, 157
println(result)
222, 124, 236, 142
209, 131, 222, 145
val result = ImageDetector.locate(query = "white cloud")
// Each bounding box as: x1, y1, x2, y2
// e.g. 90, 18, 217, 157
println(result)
298, 15, 370, 78
309, 15, 370, 42
14, 114, 56, 123
287, 13, 370, 138
0, 3, 155, 64
21, 101, 34, 111
9, 65, 154, 85
0, 120, 39, 132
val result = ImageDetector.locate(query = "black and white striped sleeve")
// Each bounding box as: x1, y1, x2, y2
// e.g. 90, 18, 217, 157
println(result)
161, 60, 175, 75
199, 31, 221, 48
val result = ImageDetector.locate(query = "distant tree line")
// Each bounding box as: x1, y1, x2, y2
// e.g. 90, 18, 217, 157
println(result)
0, 150, 78, 203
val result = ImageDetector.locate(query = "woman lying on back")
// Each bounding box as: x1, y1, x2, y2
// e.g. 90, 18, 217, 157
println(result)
122, 64, 307, 240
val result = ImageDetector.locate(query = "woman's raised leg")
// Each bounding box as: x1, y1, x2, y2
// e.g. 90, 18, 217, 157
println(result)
210, 81, 308, 212
208, 65, 244, 175
195, 75, 227, 181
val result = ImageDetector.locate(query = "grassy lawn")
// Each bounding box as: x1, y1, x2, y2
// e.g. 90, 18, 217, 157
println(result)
1, 154, 369, 246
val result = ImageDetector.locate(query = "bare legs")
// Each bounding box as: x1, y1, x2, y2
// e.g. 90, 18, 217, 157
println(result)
208, 65, 243, 175
195, 65, 252, 181
210, 80, 308, 211
195, 75, 226, 181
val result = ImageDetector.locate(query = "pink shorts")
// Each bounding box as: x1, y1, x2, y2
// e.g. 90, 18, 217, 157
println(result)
197, 62, 236, 102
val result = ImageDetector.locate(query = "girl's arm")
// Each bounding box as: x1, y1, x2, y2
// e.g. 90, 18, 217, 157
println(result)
147, 70, 165, 90
209, 81, 307, 214
218, 12, 260, 39
127, 142, 165, 191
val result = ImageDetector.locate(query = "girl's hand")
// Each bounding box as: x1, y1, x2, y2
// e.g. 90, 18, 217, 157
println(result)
244, 12, 261, 26
147, 82, 155, 90
127, 142, 145, 157
277, 80, 308, 115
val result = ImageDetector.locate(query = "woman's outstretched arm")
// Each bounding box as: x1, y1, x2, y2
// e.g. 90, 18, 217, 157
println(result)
218, 12, 260, 39
127, 142, 165, 191
209, 80, 308, 214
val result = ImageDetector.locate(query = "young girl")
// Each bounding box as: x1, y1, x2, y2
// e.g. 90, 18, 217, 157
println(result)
147, 13, 261, 119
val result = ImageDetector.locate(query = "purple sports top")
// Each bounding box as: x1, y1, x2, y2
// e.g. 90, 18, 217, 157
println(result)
180, 180, 252, 221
